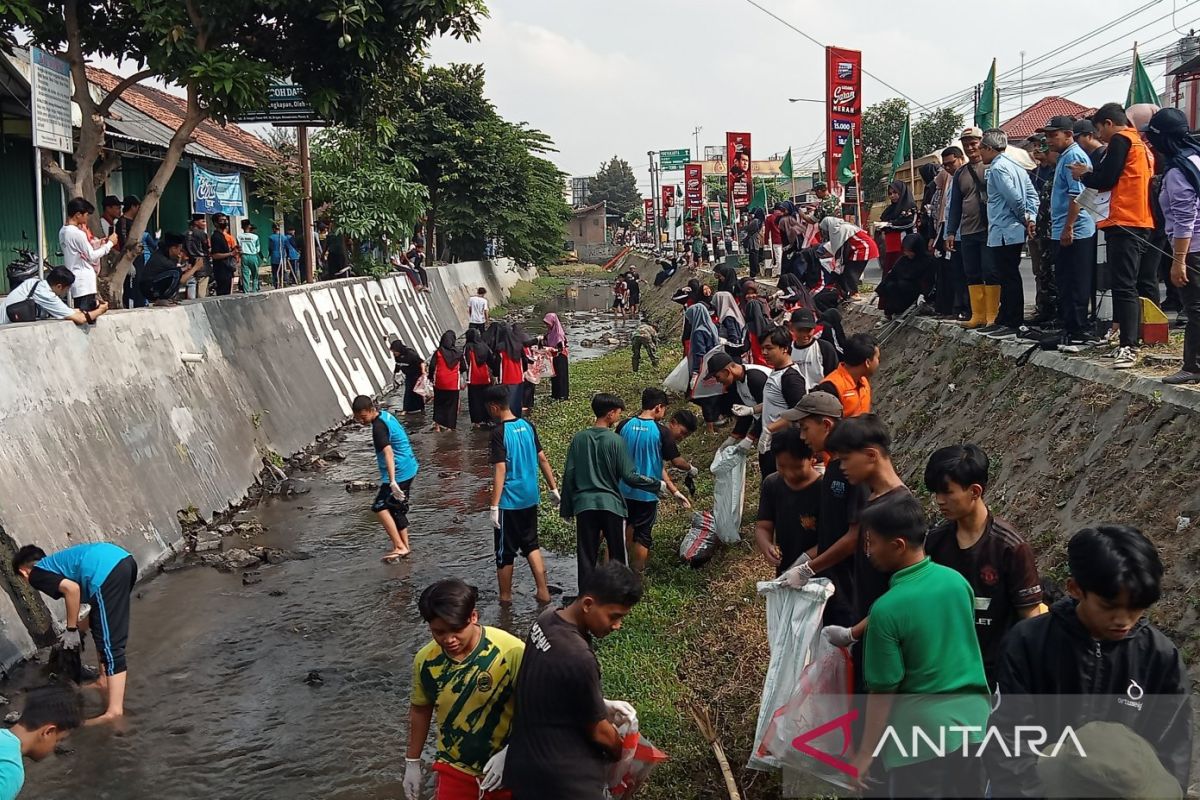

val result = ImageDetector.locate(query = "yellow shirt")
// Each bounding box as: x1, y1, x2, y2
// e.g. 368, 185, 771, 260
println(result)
411, 625, 525, 776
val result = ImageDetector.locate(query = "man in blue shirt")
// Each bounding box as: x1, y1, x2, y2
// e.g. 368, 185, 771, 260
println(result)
0, 266, 107, 326
616, 388, 692, 573
14, 542, 138, 724
352, 395, 419, 562
979, 128, 1040, 338
485, 385, 561, 604
0, 685, 84, 799
1039, 115, 1098, 349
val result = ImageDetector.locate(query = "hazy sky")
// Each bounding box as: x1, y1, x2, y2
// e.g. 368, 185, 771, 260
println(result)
428, 0, 1199, 192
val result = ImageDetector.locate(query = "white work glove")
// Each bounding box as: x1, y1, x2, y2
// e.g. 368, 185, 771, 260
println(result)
403, 758, 422, 800
823, 625, 858, 648
659, 480, 669, 496
390, 481, 406, 501
782, 560, 816, 589
549, 488, 562, 505
718, 336, 730, 346
604, 699, 639, 733
489, 506, 501, 529
731, 404, 754, 417
719, 436, 738, 449
735, 437, 755, 452
687, 464, 699, 478
672, 489, 692, 509
479, 746, 507, 792
60, 628, 81, 651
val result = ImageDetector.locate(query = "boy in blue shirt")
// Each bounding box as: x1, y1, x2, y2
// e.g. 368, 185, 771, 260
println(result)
352, 395, 419, 563
0, 685, 83, 799
14, 543, 137, 724
485, 385, 560, 604
616, 387, 692, 572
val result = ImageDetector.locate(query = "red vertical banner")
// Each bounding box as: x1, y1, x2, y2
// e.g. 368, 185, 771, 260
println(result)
726, 132, 752, 209
643, 198, 654, 224
825, 46, 862, 187
684, 163, 703, 210
661, 185, 675, 218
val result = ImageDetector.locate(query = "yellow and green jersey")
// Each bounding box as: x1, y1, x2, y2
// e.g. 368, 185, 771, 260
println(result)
411, 625, 524, 776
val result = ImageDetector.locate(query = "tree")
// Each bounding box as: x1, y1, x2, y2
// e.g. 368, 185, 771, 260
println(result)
252, 128, 302, 224
2, 0, 484, 302
588, 156, 641, 216
861, 98, 963, 204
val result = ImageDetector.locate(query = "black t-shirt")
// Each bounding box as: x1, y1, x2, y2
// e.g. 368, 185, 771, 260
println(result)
27, 566, 64, 599
852, 485, 911, 620
139, 250, 178, 284
816, 458, 862, 622
184, 228, 211, 275
371, 417, 391, 453
210, 229, 233, 272
115, 216, 134, 250
757, 473, 821, 576
505, 608, 609, 799
925, 514, 1043, 679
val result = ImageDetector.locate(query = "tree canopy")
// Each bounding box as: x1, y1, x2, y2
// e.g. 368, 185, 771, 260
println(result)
587, 156, 641, 216
861, 98, 963, 203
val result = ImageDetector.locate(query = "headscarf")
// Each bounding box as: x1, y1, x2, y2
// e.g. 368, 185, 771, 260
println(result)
715, 264, 739, 296
713, 291, 746, 327
777, 273, 815, 311
464, 328, 492, 364
742, 289, 774, 338
819, 216, 862, 255
1146, 107, 1200, 196
901, 233, 925, 256
543, 312, 566, 348
880, 180, 916, 222
490, 321, 528, 361
437, 329, 463, 368
684, 303, 720, 350
753, 207, 766, 223
820, 307, 846, 355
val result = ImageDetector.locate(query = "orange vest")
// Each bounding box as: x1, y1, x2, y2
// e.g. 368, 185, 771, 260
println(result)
1100, 129, 1154, 230
825, 364, 871, 417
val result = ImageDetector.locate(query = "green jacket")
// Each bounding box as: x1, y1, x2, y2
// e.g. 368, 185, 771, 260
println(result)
559, 426, 660, 518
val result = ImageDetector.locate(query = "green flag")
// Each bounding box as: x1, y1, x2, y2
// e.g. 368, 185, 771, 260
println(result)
752, 178, 769, 211
890, 112, 911, 182
1127, 46, 1162, 107
780, 147, 794, 179
836, 128, 857, 185
975, 58, 998, 130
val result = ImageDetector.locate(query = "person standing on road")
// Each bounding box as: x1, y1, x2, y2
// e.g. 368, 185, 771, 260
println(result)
59, 197, 116, 315
1041, 116, 1097, 348
351, 395, 418, 562
1069, 103, 1156, 368
115, 196, 144, 308
946, 127, 993, 328
468, 287, 489, 333
978, 128, 1039, 338
269, 223, 299, 288
14, 542, 138, 725
765, 203, 784, 272
209, 214, 237, 296
237, 220, 262, 294
742, 208, 764, 278
185, 215, 212, 297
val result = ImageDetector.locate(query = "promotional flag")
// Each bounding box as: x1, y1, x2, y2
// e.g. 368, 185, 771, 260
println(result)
779, 147, 794, 179
684, 163, 704, 210
836, 127, 857, 186
643, 198, 654, 225
1127, 45, 1162, 107
726, 132, 752, 209
975, 59, 998, 130
661, 185, 675, 220
889, 111, 911, 182
825, 46, 862, 188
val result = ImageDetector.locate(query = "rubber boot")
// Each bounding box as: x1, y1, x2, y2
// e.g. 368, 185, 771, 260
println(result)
961, 285, 986, 328
984, 285, 1001, 325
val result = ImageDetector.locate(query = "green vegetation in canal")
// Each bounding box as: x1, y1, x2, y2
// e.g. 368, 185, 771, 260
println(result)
489, 264, 608, 318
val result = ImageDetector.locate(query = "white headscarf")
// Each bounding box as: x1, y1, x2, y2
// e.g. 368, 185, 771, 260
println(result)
819, 216, 862, 256
712, 291, 745, 327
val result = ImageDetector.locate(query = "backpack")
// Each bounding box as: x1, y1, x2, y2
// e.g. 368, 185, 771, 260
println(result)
5, 279, 42, 323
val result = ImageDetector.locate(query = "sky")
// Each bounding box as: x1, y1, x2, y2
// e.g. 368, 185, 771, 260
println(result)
427, 0, 1200, 192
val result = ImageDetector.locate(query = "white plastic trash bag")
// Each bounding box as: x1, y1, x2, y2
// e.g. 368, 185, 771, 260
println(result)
709, 445, 747, 545
691, 348, 727, 399
663, 357, 690, 393
747, 578, 835, 772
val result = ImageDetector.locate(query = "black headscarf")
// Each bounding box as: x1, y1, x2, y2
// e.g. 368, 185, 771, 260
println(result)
437, 329, 463, 368
715, 264, 739, 296
777, 273, 815, 312
742, 286, 773, 337
880, 180, 916, 223
504, 323, 533, 361
820, 307, 846, 355
464, 327, 492, 365
1146, 107, 1200, 196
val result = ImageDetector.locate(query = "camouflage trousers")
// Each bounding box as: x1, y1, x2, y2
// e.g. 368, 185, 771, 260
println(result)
1029, 238, 1058, 319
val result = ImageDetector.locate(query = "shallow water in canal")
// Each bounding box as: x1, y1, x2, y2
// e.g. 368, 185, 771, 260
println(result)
23, 282, 627, 800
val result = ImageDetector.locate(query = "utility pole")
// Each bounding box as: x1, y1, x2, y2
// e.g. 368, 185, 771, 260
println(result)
297, 124, 316, 283
647, 150, 660, 248
692, 125, 703, 160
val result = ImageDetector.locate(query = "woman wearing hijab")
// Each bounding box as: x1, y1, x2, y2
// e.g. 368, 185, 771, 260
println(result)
389, 340, 426, 414
712, 291, 746, 352
819, 307, 846, 360
671, 278, 702, 306
491, 322, 530, 417
777, 273, 816, 314
876, 233, 935, 318
542, 312, 570, 400
463, 328, 493, 427
715, 263, 740, 297
742, 207, 765, 278
776, 201, 805, 277
917, 163, 941, 243
878, 179, 917, 276
819, 216, 879, 297
685, 303, 723, 433
1146, 107, 1200, 384
430, 330, 464, 431
741, 281, 774, 365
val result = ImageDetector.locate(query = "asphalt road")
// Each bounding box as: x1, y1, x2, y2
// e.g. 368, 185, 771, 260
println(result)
860, 255, 1039, 310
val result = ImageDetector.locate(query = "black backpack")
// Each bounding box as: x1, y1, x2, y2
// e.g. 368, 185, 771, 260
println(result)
5, 279, 42, 323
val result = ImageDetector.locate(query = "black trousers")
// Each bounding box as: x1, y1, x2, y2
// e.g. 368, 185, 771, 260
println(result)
92, 556, 137, 675
748, 246, 761, 277
1052, 236, 1095, 337
139, 269, 182, 302
959, 232, 988, 284
214, 265, 235, 296
1183, 252, 1200, 373
576, 509, 626, 588
758, 450, 776, 480
989, 243, 1025, 327
1106, 227, 1151, 347
886, 748, 985, 799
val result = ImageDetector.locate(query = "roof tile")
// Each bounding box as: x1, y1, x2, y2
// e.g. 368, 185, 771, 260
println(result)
1001, 96, 1097, 141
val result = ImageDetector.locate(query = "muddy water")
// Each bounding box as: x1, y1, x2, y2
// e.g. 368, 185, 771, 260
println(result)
24, 285, 629, 800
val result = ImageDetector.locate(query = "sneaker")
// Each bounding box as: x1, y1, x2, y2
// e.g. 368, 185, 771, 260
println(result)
1162, 370, 1200, 385
975, 324, 1004, 335
985, 326, 1019, 339
1111, 346, 1138, 369
1016, 326, 1046, 341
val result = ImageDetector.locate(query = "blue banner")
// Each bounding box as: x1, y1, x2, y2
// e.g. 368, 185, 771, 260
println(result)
192, 164, 245, 216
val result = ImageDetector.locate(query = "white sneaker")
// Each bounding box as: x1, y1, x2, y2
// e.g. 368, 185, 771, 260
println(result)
1111, 346, 1138, 369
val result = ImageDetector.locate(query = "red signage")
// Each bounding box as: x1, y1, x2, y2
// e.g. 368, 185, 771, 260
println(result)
643, 197, 654, 224
684, 163, 704, 210
661, 185, 675, 218
825, 46, 863, 187
726, 132, 752, 209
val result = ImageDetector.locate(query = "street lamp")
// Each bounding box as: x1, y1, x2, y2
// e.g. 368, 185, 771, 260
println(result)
788, 97, 824, 104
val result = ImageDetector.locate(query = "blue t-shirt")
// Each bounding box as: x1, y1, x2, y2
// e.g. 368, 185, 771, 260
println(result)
0, 729, 22, 800
617, 417, 666, 503
371, 410, 418, 484
489, 419, 543, 510
35, 542, 130, 600
1051, 142, 1096, 239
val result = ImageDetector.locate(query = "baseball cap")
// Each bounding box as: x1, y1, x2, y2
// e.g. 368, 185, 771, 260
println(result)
790, 308, 818, 329
1036, 115, 1076, 133
960, 126, 983, 140
778, 391, 843, 422
1072, 119, 1097, 137
706, 351, 735, 374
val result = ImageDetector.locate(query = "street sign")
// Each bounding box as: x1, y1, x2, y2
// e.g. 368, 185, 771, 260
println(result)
30, 47, 72, 153
658, 148, 691, 171
237, 81, 325, 125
